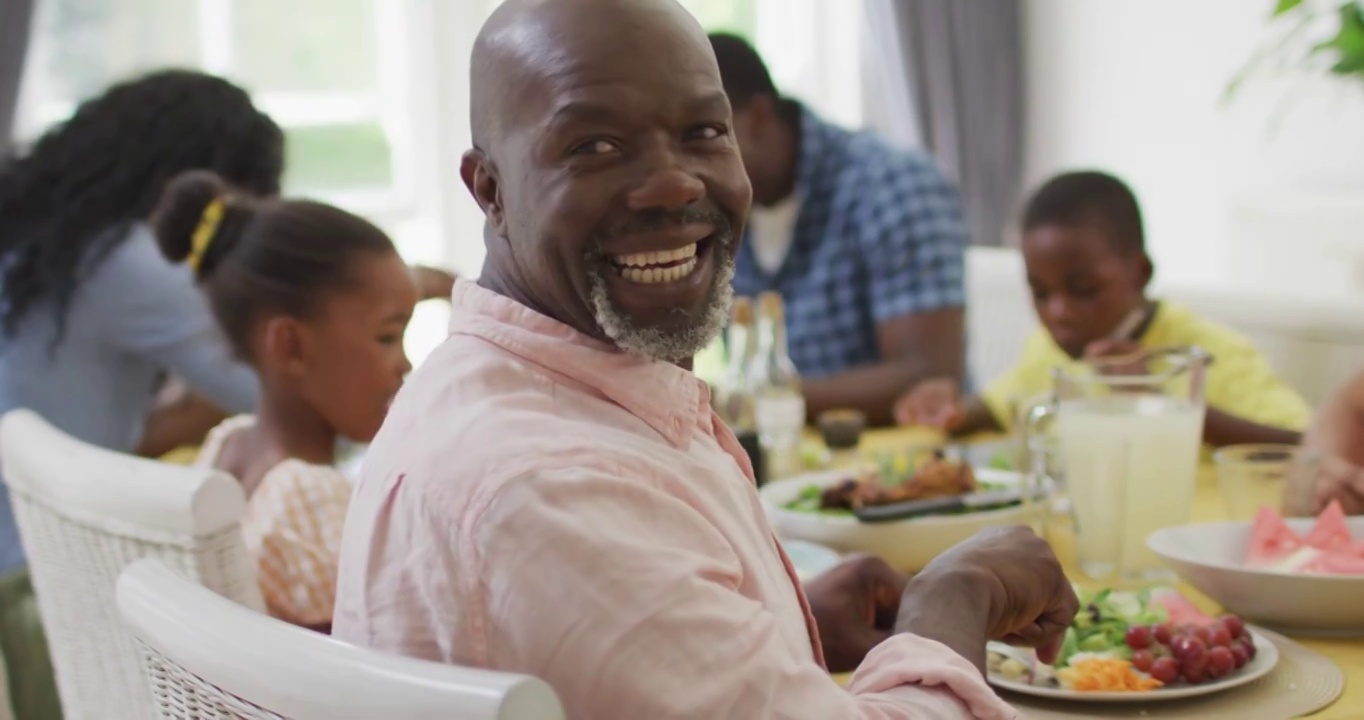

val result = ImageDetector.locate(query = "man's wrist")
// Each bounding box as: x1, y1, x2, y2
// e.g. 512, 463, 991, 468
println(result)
895, 567, 994, 673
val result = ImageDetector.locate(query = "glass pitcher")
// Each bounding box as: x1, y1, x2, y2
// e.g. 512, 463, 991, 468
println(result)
1024, 346, 1210, 584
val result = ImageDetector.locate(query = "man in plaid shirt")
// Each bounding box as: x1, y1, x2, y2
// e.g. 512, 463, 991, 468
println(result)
711, 34, 967, 426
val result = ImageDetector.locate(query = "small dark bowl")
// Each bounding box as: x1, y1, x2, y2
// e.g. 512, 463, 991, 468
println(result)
818, 409, 866, 451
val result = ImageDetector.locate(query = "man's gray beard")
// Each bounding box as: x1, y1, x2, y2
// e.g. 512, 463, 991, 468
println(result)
588, 248, 735, 364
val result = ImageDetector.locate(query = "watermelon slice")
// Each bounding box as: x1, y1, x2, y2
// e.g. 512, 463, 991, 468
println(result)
1304, 501, 1356, 555
1245, 506, 1306, 568
1150, 588, 1214, 627
1243, 502, 1364, 575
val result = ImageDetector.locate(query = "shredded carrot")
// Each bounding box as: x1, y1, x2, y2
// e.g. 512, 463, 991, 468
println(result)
1057, 658, 1163, 692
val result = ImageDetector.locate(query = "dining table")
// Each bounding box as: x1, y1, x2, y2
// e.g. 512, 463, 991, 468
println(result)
824, 426, 1362, 718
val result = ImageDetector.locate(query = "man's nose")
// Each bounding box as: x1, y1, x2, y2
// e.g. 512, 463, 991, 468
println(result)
626, 159, 706, 212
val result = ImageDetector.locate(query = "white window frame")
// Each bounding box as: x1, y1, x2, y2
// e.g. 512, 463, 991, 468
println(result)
16, 0, 433, 224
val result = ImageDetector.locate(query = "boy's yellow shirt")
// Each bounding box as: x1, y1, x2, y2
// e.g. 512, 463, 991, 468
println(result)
981, 301, 1312, 432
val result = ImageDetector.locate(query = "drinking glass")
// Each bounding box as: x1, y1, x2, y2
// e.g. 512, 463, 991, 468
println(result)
1214, 444, 1317, 521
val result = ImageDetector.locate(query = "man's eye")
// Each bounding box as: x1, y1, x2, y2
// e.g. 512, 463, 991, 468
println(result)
571, 139, 620, 155
688, 125, 728, 141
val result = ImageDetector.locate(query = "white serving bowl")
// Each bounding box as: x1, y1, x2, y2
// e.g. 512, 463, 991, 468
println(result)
1148, 516, 1364, 636
760, 468, 1036, 572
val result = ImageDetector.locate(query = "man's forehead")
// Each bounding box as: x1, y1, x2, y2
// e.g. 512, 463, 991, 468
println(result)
507, 50, 726, 134
472, 0, 720, 146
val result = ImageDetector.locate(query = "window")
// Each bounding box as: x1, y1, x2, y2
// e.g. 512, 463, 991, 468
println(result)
16, 0, 862, 370
18, 0, 429, 214
16, 0, 448, 362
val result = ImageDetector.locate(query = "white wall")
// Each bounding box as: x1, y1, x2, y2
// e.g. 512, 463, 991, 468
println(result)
1024, 0, 1364, 296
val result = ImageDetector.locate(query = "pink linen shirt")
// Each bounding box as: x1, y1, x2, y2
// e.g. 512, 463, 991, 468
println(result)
332, 281, 1019, 719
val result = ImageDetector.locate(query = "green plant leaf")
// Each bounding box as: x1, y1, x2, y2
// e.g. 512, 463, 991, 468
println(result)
1315, 2, 1364, 77
1273, 0, 1304, 16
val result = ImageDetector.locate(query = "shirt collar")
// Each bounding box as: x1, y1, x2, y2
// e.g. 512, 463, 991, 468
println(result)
447, 280, 707, 447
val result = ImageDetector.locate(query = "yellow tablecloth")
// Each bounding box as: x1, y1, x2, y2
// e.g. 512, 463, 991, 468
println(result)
841, 427, 1359, 718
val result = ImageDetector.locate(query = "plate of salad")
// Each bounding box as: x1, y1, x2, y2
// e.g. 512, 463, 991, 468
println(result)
987, 587, 1279, 701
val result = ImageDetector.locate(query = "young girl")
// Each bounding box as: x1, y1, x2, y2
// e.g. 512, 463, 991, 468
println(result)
153, 170, 417, 631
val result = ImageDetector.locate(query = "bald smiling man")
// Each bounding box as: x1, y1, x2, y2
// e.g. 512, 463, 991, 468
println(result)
332, 1, 1075, 717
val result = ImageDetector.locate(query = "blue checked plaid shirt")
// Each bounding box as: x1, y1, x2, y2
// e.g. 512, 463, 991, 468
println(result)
732, 104, 968, 379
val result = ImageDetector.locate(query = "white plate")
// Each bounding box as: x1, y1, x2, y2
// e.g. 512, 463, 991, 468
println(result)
760, 467, 1036, 571
988, 628, 1280, 702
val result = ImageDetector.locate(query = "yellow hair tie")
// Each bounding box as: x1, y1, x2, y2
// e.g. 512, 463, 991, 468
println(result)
186, 199, 226, 273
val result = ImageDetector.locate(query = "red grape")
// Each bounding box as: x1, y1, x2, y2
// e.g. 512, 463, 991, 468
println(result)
1230, 643, 1250, 669
1172, 636, 1207, 664
1182, 663, 1207, 684
1240, 637, 1258, 660
1190, 625, 1213, 645
1179, 642, 1209, 681
1221, 615, 1246, 639
1153, 622, 1175, 645
1208, 622, 1233, 648
1126, 625, 1154, 650
1207, 647, 1235, 679
1150, 657, 1181, 684
1132, 649, 1155, 672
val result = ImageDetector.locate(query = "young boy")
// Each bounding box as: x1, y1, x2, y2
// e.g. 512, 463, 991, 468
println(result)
895, 170, 1311, 448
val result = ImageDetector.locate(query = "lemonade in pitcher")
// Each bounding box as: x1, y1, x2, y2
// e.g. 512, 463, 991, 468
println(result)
1027, 347, 1209, 584
1057, 395, 1203, 579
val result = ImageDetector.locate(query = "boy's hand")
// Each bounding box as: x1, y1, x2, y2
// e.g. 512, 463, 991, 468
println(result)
894, 378, 966, 430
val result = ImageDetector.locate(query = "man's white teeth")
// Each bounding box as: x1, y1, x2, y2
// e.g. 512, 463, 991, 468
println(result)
621, 258, 699, 284
614, 243, 698, 268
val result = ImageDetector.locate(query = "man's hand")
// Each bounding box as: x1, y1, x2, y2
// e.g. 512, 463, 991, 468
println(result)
1313, 456, 1364, 516
894, 378, 965, 431
896, 526, 1078, 673
803, 554, 908, 673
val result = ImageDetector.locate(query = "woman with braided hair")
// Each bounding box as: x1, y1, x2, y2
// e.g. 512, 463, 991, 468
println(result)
0, 70, 281, 719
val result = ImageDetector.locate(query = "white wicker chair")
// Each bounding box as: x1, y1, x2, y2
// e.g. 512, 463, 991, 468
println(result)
117, 558, 566, 720
0, 409, 262, 720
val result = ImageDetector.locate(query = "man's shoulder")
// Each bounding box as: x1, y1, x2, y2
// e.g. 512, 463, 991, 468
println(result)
361, 335, 637, 496
821, 124, 948, 194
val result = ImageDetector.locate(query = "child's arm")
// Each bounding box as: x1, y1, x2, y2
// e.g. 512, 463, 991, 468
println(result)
946, 397, 1004, 437
1202, 407, 1303, 449
1292, 372, 1364, 515
894, 378, 1004, 436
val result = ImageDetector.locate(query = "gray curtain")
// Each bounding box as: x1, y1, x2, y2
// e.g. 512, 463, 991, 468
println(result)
0, 0, 37, 156
864, 0, 1024, 247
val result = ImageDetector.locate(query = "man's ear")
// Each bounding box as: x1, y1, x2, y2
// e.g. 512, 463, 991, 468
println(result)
461, 149, 506, 239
